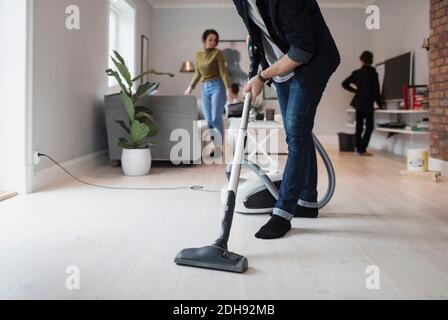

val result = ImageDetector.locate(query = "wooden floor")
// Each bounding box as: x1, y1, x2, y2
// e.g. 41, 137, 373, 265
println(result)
0, 147, 447, 300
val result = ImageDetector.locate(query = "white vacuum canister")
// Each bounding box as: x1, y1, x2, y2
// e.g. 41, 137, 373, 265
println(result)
221, 170, 283, 214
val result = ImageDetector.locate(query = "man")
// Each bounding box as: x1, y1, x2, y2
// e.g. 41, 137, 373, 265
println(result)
233, 0, 340, 239
342, 51, 383, 156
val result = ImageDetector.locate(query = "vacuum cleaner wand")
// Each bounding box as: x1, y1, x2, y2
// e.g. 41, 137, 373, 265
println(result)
174, 93, 253, 273
214, 92, 252, 249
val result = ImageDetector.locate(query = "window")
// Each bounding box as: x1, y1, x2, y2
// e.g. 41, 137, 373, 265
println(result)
108, 0, 136, 87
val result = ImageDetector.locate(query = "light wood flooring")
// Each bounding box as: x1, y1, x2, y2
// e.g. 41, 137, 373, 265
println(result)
0, 147, 447, 299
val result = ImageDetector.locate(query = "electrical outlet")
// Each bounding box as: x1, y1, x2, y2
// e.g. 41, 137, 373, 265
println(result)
33, 151, 41, 165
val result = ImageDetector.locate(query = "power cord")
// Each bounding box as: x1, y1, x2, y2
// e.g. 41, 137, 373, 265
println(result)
37, 153, 220, 193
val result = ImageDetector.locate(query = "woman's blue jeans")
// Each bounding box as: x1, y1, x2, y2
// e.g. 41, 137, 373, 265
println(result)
202, 78, 226, 147
273, 74, 328, 221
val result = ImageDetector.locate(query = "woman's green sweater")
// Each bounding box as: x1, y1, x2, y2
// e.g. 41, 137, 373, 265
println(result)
190, 48, 231, 90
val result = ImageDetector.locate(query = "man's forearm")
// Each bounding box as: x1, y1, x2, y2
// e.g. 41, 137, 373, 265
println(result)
244, 52, 301, 101
260, 55, 301, 80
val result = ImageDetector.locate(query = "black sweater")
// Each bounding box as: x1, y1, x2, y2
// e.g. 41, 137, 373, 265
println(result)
342, 65, 383, 112
233, 0, 340, 87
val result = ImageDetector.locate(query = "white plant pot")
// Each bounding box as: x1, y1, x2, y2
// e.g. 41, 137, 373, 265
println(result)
121, 148, 152, 176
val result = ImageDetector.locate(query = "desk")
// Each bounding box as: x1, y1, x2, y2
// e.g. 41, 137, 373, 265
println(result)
227, 118, 287, 171
227, 116, 287, 161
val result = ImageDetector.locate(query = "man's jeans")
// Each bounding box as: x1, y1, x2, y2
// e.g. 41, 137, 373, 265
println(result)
273, 73, 328, 221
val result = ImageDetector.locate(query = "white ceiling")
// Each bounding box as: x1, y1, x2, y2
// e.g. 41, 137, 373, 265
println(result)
146, 0, 375, 9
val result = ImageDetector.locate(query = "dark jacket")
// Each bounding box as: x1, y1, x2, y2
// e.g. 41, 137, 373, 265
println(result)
233, 0, 340, 87
342, 65, 383, 112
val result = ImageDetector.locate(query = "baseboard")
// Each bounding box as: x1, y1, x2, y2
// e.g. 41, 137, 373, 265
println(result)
429, 157, 448, 177
32, 150, 109, 192
0, 192, 18, 202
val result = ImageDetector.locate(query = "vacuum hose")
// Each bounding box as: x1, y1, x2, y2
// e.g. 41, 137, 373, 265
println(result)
225, 135, 336, 210
313, 134, 336, 209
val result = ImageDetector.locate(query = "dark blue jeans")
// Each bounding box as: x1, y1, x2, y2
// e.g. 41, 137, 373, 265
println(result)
273, 73, 328, 221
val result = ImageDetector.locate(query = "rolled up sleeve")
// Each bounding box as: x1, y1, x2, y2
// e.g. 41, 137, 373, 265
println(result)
279, 0, 314, 64
287, 47, 313, 64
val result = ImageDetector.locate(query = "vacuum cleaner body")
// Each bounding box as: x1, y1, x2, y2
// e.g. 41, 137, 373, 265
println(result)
221, 171, 282, 214
222, 131, 337, 214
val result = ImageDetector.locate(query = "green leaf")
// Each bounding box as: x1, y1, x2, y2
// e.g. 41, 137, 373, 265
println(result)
133, 82, 160, 103
135, 111, 156, 123
135, 105, 152, 114
131, 120, 150, 143
132, 69, 175, 83
106, 69, 129, 95
115, 120, 131, 134
135, 109, 158, 137
148, 124, 158, 137
113, 51, 127, 67
112, 57, 133, 88
118, 137, 133, 149
120, 91, 135, 121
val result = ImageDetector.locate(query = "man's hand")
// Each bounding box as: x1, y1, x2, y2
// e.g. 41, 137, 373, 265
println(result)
244, 76, 265, 102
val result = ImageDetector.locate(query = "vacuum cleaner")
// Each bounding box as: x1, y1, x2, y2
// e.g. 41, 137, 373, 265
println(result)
175, 40, 336, 273
175, 92, 253, 273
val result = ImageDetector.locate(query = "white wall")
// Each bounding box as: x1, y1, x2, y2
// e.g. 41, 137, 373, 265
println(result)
318, 8, 371, 135
371, 0, 429, 85
33, 0, 108, 172
135, 0, 153, 77
0, 0, 28, 193
367, 0, 430, 155
32, 0, 153, 172
150, 7, 370, 136
150, 8, 247, 96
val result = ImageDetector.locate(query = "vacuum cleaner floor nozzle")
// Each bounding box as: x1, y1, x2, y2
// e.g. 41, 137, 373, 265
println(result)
175, 245, 248, 273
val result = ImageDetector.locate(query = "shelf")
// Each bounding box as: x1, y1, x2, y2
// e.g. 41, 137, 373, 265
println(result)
376, 109, 429, 114
375, 128, 429, 135
346, 108, 429, 114
346, 122, 428, 135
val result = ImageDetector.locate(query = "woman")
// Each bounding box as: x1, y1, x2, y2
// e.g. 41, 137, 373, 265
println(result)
185, 29, 232, 155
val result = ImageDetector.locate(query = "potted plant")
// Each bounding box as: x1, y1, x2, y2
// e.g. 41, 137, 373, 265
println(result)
252, 100, 265, 121
106, 51, 174, 176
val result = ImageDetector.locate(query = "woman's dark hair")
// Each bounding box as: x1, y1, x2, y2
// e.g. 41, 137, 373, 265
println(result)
360, 51, 374, 66
202, 29, 220, 44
